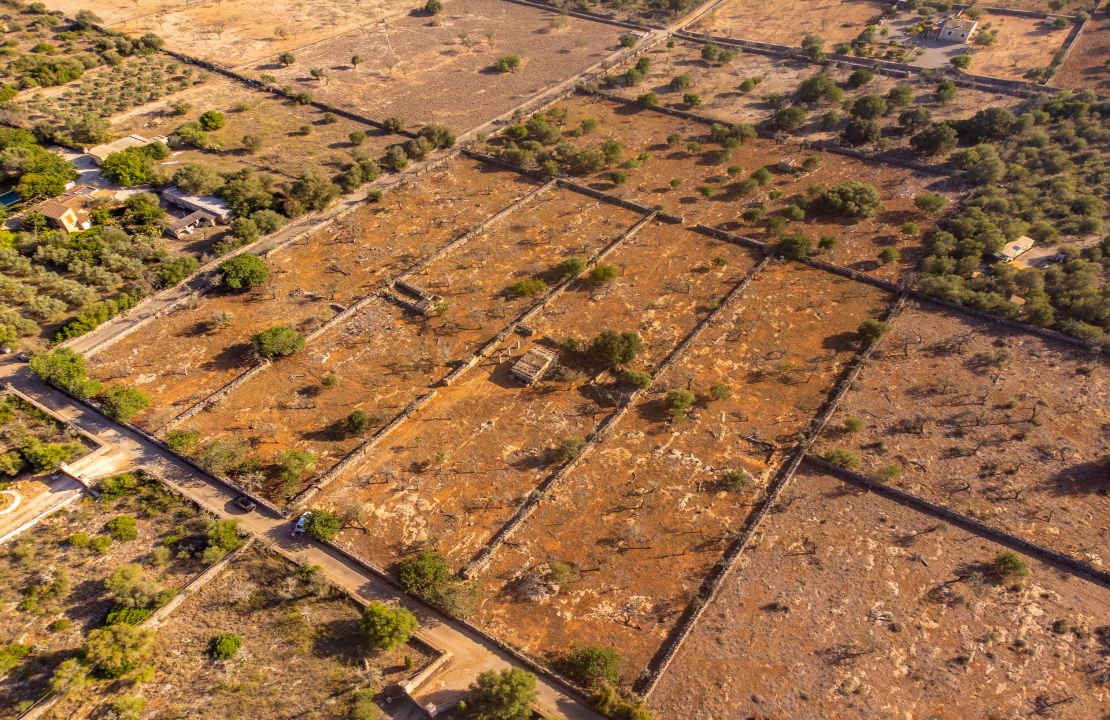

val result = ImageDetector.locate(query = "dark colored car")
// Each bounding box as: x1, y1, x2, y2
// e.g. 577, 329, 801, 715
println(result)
233, 495, 257, 512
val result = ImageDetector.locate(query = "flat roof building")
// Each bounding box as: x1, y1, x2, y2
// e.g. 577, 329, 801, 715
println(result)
85, 134, 168, 165
162, 186, 234, 223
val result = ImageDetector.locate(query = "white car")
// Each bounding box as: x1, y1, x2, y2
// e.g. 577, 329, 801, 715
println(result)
289, 512, 311, 537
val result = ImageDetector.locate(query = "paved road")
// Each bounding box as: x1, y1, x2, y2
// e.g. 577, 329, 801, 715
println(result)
0, 358, 599, 720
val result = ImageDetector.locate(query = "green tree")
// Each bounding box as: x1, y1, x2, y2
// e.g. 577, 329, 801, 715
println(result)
278, 52, 295, 66
198, 110, 225, 130
29, 348, 98, 397
209, 633, 241, 660
278, 449, 317, 486
777, 233, 812, 259
218, 254, 268, 291
203, 519, 243, 562
559, 646, 622, 688
348, 409, 373, 436
910, 122, 958, 156
990, 551, 1029, 582
361, 601, 418, 652
811, 181, 881, 217
588, 330, 643, 366
424, 0, 444, 14
397, 549, 451, 599
100, 386, 150, 423
105, 564, 162, 609
84, 623, 154, 677
106, 516, 138, 541
665, 388, 695, 420
464, 667, 537, 720
493, 55, 521, 73
773, 106, 807, 132
252, 326, 304, 359
858, 319, 890, 345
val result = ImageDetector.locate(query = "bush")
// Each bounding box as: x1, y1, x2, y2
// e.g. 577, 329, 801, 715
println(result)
278, 450, 317, 487
209, 633, 241, 660
665, 388, 696, 419
557, 256, 587, 279
198, 110, 224, 131
493, 55, 521, 73
823, 448, 861, 468
619, 34, 638, 48
397, 549, 452, 599
218, 254, 268, 291
303, 508, 340, 541
68, 532, 90, 548
847, 68, 873, 88
858, 318, 890, 345
914, 193, 948, 214
777, 234, 812, 259
773, 106, 807, 132
878, 247, 901, 265
841, 118, 880, 147
811, 181, 881, 217
559, 646, 622, 688
424, 0, 443, 14
950, 53, 971, 69
252, 325, 305, 359
709, 383, 731, 400
671, 74, 693, 90
101, 386, 150, 423
910, 123, 958, 156
844, 416, 865, 433
84, 623, 153, 677
637, 92, 658, 108
554, 436, 586, 464
106, 516, 138, 541
203, 519, 243, 562
509, 278, 546, 298
465, 668, 537, 720
589, 263, 619, 283
165, 430, 200, 455
619, 369, 652, 389
990, 551, 1029, 582
361, 601, 418, 651
0, 643, 31, 675
588, 330, 643, 366
348, 409, 373, 436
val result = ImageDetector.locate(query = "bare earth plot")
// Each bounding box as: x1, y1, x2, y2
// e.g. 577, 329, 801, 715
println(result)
111, 75, 393, 181
648, 464, 1110, 720
0, 477, 211, 717
192, 186, 640, 501
546, 96, 943, 281
1054, 13, 1110, 93
473, 262, 890, 680
42, 544, 433, 720
969, 12, 1072, 81
817, 301, 1110, 569
88, 158, 536, 430
244, 0, 618, 131
321, 221, 758, 568
687, 0, 890, 46
606, 40, 1024, 143
108, 0, 416, 66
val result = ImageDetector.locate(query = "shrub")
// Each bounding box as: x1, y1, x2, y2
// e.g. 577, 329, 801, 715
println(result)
637, 92, 659, 108
101, 386, 150, 423
424, 0, 444, 13
588, 331, 643, 366
465, 668, 537, 720
554, 436, 586, 464
589, 263, 619, 283
509, 278, 546, 298
847, 68, 873, 88
203, 519, 243, 562
914, 193, 948, 214
619, 34, 638, 48
558, 256, 587, 278
99, 473, 139, 500
68, 532, 91, 548
709, 383, 731, 400
843, 416, 865, 433
303, 508, 340, 541
209, 633, 241, 660
0, 643, 31, 675
559, 646, 622, 688
773, 106, 807, 131
725, 469, 749, 489
878, 247, 901, 265
348, 409, 373, 436
493, 55, 521, 73
252, 325, 305, 359
397, 549, 451, 599
619, 369, 652, 389
811, 181, 881, 217
950, 53, 971, 69
823, 448, 861, 468
858, 318, 890, 345
910, 123, 958, 156
990, 551, 1029, 582
841, 118, 880, 147
671, 74, 693, 90
361, 601, 418, 651
777, 234, 812, 259
165, 430, 200, 455
84, 623, 154, 677
106, 516, 138, 541
665, 388, 696, 419
198, 110, 224, 130
218, 254, 268, 291
277, 450, 317, 486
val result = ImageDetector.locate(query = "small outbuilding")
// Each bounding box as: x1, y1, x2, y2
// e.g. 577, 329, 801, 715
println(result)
994, 235, 1035, 263
930, 17, 978, 43
165, 209, 220, 239
510, 346, 557, 385
161, 186, 233, 223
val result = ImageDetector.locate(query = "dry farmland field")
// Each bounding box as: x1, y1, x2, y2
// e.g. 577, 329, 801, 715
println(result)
470, 261, 891, 679
648, 464, 1110, 720
687, 0, 890, 46
88, 157, 537, 431
817, 301, 1110, 569
320, 222, 761, 568
244, 0, 619, 132
0, 473, 212, 717
41, 544, 433, 720
969, 12, 1072, 81
1054, 12, 1110, 93
184, 185, 643, 500
495, 95, 947, 281
604, 40, 1024, 142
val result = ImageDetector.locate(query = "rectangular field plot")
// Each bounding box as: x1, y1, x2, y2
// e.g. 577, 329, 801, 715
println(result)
526, 223, 762, 371
41, 544, 432, 720
318, 223, 759, 568
470, 262, 890, 679
0, 474, 212, 714
688, 0, 890, 47
541, 96, 943, 282
185, 188, 643, 500
240, 0, 618, 132
968, 12, 1072, 81
88, 159, 537, 430
1054, 13, 1110, 93
817, 302, 1110, 568
648, 464, 1110, 720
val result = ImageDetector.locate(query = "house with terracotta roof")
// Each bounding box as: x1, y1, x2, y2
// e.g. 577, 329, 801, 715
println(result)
32, 185, 115, 233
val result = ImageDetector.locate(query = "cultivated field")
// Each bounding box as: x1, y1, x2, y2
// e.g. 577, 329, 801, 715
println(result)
111, 76, 392, 182
687, 0, 890, 46
107, 0, 417, 66
88, 157, 537, 431
968, 12, 1072, 81
605, 39, 1024, 140
190, 186, 641, 500
1054, 13, 1110, 93
817, 301, 1109, 568
516, 95, 944, 281
0, 474, 211, 717
321, 221, 759, 568
474, 262, 891, 679
42, 544, 432, 719
648, 464, 1110, 720
245, 0, 619, 132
